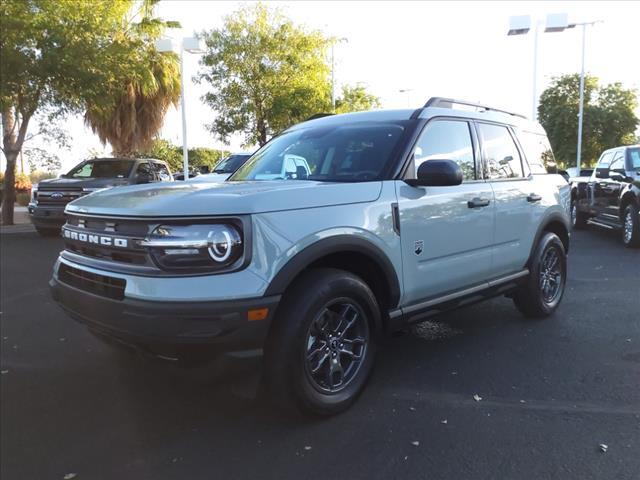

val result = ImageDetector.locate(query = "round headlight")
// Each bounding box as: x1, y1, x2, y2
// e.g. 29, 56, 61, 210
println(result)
142, 223, 244, 272
207, 228, 233, 262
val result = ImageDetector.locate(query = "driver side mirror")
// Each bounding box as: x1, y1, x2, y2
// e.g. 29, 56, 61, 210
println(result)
405, 159, 463, 187
608, 170, 628, 182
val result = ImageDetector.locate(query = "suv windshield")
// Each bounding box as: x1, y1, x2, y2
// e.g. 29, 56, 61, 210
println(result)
213, 154, 252, 173
64, 159, 134, 179
230, 122, 406, 182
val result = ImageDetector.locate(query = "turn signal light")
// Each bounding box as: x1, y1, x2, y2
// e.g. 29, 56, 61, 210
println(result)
247, 308, 269, 321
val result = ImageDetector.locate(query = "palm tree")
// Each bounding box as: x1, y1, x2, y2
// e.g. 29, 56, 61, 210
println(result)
84, 0, 180, 156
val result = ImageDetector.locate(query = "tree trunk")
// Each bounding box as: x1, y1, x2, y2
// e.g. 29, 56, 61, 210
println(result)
1, 150, 17, 225
2, 107, 32, 225
256, 117, 267, 146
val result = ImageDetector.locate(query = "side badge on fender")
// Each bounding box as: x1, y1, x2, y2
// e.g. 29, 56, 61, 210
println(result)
414, 240, 424, 256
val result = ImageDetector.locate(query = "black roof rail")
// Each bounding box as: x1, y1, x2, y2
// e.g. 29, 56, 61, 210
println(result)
424, 97, 527, 119
305, 113, 335, 121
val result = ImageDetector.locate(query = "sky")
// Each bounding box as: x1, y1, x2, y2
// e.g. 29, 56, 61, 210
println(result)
11, 0, 640, 173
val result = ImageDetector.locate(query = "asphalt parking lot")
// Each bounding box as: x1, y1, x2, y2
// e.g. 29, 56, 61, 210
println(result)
1, 226, 639, 480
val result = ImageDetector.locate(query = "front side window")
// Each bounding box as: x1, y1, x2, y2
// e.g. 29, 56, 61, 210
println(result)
629, 148, 640, 169
64, 159, 134, 179
154, 163, 172, 181
597, 151, 614, 169
518, 131, 556, 174
213, 155, 251, 174
230, 122, 406, 182
413, 120, 476, 181
479, 123, 524, 179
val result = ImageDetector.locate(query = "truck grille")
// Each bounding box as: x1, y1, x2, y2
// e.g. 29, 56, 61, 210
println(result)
63, 214, 154, 267
58, 263, 126, 300
36, 187, 85, 206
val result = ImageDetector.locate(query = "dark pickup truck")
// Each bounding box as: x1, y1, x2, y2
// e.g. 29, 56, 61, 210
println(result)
570, 145, 640, 247
29, 157, 172, 236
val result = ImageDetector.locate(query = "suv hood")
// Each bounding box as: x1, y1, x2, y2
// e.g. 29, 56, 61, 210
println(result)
38, 177, 130, 189
65, 180, 383, 216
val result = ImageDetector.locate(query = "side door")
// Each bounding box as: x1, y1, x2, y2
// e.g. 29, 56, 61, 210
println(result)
602, 152, 626, 223
395, 118, 495, 305
477, 122, 543, 276
590, 151, 615, 216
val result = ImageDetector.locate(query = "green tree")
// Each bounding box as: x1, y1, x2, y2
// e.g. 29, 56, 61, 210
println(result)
84, 1, 181, 156
0, 0, 132, 223
135, 138, 229, 173
335, 84, 381, 114
538, 74, 638, 168
198, 3, 332, 147
0, 0, 178, 224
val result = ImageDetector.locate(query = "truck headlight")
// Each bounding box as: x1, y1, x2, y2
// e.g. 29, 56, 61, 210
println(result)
31, 184, 38, 202
141, 223, 243, 271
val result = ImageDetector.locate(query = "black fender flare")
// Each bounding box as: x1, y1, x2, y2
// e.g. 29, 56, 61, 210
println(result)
527, 211, 570, 267
264, 235, 401, 309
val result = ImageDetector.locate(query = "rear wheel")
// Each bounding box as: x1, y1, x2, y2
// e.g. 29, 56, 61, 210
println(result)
264, 268, 379, 416
513, 232, 567, 319
571, 198, 588, 229
622, 204, 640, 248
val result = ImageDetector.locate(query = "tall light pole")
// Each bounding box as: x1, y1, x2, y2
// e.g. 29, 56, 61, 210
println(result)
155, 37, 204, 180
330, 37, 347, 111
508, 14, 601, 169
573, 21, 600, 171
399, 89, 414, 108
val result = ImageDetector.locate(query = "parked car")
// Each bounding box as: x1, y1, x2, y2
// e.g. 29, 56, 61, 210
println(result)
50, 97, 570, 415
570, 145, 640, 247
29, 157, 172, 236
189, 152, 253, 183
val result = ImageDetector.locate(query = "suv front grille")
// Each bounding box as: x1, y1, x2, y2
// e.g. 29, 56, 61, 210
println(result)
58, 263, 126, 300
62, 214, 153, 267
36, 187, 85, 207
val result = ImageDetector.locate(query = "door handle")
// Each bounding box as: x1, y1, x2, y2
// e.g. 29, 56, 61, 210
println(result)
527, 193, 542, 203
467, 197, 491, 208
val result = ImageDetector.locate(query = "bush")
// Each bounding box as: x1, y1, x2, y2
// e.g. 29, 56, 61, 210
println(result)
15, 172, 32, 192
16, 191, 30, 206
30, 170, 58, 184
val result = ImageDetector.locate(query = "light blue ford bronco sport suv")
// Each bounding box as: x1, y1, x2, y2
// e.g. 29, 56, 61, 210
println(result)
51, 97, 570, 415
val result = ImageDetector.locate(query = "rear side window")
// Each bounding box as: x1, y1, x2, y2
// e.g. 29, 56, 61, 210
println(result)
413, 120, 476, 180
478, 123, 524, 179
518, 131, 556, 174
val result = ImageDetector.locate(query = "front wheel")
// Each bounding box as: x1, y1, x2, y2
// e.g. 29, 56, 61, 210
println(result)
264, 268, 379, 416
513, 232, 567, 319
622, 204, 640, 248
571, 198, 588, 229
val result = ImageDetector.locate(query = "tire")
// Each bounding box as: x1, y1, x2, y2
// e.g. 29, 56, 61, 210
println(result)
571, 198, 588, 230
35, 226, 61, 237
264, 268, 380, 416
622, 203, 640, 248
513, 232, 567, 319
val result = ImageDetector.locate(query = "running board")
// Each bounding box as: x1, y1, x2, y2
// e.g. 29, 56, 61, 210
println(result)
387, 269, 529, 330
587, 218, 618, 230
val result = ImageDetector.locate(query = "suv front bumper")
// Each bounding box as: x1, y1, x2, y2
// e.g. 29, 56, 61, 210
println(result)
28, 204, 66, 229
50, 275, 280, 356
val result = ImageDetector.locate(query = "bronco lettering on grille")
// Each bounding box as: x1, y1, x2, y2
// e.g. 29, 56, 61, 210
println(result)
63, 228, 128, 248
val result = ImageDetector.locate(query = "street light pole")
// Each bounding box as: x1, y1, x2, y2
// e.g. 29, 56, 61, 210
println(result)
155, 36, 204, 180
531, 21, 540, 120
331, 42, 335, 111
576, 23, 587, 172
179, 44, 189, 181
